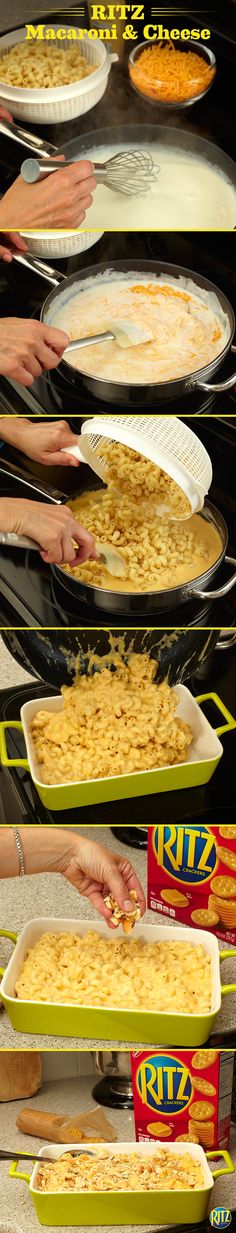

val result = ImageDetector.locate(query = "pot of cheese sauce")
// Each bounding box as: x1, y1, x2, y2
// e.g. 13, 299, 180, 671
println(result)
83, 141, 236, 231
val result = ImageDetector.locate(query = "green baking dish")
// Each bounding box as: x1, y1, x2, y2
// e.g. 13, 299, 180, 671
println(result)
8, 1142, 235, 1227
1, 918, 236, 1045
0, 686, 235, 810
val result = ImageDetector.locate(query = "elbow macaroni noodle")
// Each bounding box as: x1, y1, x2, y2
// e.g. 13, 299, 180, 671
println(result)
15, 931, 212, 1015
30, 653, 193, 785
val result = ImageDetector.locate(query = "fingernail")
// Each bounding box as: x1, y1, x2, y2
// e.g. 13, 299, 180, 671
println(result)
123, 899, 133, 912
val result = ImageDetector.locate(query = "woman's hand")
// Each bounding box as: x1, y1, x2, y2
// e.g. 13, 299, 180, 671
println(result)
0, 498, 97, 565
0, 231, 28, 263
0, 319, 69, 386
0, 418, 81, 467
0, 105, 13, 122
0, 161, 96, 230
55, 834, 146, 926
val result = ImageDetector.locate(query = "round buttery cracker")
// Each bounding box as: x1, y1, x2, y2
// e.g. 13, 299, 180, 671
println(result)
191, 1077, 216, 1096
219, 826, 236, 840
191, 908, 219, 927
216, 845, 236, 873
190, 1101, 215, 1122
176, 1133, 199, 1143
210, 876, 236, 900
147, 1122, 172, 1138
192, 1050, 217, 1070
160, 889, 188, 906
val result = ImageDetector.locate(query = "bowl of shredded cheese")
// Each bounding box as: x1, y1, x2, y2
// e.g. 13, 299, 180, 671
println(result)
128, 39, 216, 108
0, 26, 118, 123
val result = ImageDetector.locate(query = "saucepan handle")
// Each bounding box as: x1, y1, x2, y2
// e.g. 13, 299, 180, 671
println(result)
220, 949, 236, 997
0, 457, 64, 502
12, 251, 64, 287
195, 691, 236, 736
193, 345, 236, 393
0, 116, 56, 157
0, 532, 39, 549
0, 929, 18, 979
206, 1149, 235, 1178
187, 555, 236, 600
0, 720, 29, 769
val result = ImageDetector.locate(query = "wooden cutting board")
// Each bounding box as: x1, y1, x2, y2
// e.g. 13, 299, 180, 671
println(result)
0, 1052, 42, 1101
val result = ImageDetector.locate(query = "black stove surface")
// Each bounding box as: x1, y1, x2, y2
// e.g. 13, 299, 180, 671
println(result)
0, 415, 235, 628
0, 637, 235, 826
0, 232, 236, 414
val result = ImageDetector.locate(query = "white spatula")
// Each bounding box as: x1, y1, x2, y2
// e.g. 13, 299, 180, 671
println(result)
64, 319, 153, 355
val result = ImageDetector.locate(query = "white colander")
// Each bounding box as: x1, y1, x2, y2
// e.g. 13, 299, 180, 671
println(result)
64, 415, 212, 519
19, 228, 104, 259
0, 27, 118, 123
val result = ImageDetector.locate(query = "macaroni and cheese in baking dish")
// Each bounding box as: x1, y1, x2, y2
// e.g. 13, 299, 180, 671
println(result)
30, 653, 193, 785
15, 931, 212, 1014
37, 1147, 205, 1193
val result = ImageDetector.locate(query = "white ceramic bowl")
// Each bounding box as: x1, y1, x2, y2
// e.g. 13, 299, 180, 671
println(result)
0, 26, 118, 123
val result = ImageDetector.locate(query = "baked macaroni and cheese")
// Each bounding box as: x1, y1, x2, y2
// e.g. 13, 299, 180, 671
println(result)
0, 43, 98, 87
37, 1148, 205, 1193
64, 488, 221, 594
15, 931, 212, 1014
30, 653, 193, 785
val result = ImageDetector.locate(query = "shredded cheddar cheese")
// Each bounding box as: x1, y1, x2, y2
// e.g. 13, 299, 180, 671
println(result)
129, 42, 215, 104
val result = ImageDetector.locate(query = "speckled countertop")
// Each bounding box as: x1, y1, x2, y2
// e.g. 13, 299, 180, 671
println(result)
1, 1072, 236, 1233
1, 826, 236, 1048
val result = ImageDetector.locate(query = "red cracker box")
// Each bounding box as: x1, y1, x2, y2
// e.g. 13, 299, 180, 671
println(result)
148, 824, 236, 943
131, 1050, 234, 1150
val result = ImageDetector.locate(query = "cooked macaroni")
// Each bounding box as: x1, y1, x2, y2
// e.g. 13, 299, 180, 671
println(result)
30, 653, 193, 785
0, 43, 98, 88
15, 931, 212, 1014
63, 489, 221, 593
37, 1147, 205, 1192
99, 440, 191, 517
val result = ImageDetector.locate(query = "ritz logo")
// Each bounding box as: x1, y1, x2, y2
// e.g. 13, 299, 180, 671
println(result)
153, 824, 217, 886
209, 1210, 232, 1228
136, 1055, 192, 1115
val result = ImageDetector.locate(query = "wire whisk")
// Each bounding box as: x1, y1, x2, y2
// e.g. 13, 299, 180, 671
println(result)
21, 150, 160, 196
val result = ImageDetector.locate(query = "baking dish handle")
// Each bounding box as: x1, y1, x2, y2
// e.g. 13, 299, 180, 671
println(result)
195, 691, 236, 736
220, 948, 236, 996
0, 929, 18, 979
206, 1149, 235, 1178
0, 720, 29, 768
9, 1159, 31, 1184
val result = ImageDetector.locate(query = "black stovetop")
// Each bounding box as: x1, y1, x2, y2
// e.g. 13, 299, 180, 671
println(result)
0, 414, 235, 628
0, 231, 236, 415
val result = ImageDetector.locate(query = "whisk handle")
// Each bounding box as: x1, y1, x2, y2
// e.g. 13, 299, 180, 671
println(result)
21, 158, 104, 184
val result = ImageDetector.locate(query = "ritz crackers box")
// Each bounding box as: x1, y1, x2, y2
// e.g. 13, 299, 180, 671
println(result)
147, 824, 236, 944
131, 1051, 234, 1150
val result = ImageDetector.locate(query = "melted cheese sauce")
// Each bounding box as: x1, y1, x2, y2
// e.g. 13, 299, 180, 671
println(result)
65, 489, 222, 593
77, 143, 236, 230
52, 276, 228, 384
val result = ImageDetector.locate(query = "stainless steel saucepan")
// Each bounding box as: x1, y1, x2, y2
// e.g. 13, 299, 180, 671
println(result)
11, 252, 236, 406
0, 458, 236, 614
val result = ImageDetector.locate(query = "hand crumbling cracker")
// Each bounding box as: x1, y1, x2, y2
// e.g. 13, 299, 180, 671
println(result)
104, 889, 141, 933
